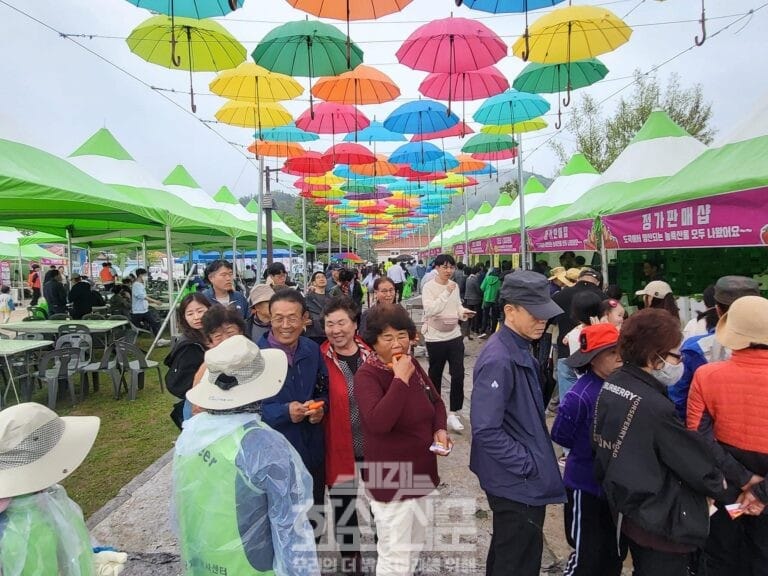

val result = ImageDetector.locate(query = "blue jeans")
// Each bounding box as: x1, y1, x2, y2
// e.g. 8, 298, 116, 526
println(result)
557, 358, 579, 401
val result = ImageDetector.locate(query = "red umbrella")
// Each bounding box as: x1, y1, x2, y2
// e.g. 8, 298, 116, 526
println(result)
294, 178, 331, 192
394, 165, 444, 179
283, 151, 333, 176
411, 121, 475, 141
322, 143, 376, 166
471, 148, 518, 161
296, 102, 370, 135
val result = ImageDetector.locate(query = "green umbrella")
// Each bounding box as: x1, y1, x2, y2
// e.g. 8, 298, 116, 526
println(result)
461, 132, 517, 154
513, 58, 608, 128
127, 15, 246, 111
252, 19, 364, 115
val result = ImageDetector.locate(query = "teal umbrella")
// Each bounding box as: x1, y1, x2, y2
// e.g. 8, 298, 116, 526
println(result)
513, 58, 609, 127
258, 122, 319, 143
252, 20, 364, 115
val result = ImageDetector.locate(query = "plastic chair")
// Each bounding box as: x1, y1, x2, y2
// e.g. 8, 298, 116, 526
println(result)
55, 333, 93, 370
115, 341, 162, 400
82, 313, 106, 320
15, 333, 44, 341
35, 347, 80, 408
26, 306, 48, 320
48, 313, 69, 320
57, 324, 91, 337
80, 343, 120, 399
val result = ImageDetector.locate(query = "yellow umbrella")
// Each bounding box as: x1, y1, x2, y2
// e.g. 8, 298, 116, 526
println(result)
512, 5, 631, 64
304, 173, 346, 186
481, 117, 548, 134
210, 62, 303, 103
215, 101, 293, 135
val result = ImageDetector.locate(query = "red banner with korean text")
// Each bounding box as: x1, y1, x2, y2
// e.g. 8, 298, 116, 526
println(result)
601, 188, 767, 249
527, 219, 597, 252
467, 234, 521, 255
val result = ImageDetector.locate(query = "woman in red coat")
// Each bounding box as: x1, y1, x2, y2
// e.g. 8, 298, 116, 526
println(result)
321, 296, 372, 576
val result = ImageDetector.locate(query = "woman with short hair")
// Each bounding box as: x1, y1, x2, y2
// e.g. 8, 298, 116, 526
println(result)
592, 309, 726, 575
305, 271, 329, 345
354, 303, 450, 576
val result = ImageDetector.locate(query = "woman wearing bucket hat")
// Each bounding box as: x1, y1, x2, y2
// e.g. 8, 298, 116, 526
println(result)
592, 309, 726, 575
551, 324, 625, 576
0, 403, 127, 575
176, 335, 319, 575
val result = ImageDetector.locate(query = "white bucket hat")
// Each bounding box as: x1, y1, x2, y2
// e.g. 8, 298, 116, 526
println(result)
186, 335, 287, 410
0, 403, 100, 499
716, 295, 768, 351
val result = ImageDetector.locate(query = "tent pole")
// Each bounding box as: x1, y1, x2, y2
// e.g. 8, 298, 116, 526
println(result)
463, 187, 469, 264
338, 222, 342, 254
232, 237, 238, 286
257, 156, 265, 278
600, 221, 610, 288
302, 197, 308, 291
66, 228, 73, 290
142, 237, 148, 269
17, 243, 23, 304
86, 246, 92, 279
439, 209, 444, 253
165, 225, 176, 337
517, 132, 528, 270
327, 212, 331, 265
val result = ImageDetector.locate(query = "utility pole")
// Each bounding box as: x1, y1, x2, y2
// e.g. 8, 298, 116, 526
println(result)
264, 166, 274, 266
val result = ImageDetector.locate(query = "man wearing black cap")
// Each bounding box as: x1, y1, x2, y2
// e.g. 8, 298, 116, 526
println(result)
470, 270, 566, 576
669, 275, 762, 421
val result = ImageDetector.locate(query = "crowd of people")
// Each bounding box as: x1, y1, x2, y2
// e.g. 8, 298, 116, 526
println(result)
2, 252, 767, 576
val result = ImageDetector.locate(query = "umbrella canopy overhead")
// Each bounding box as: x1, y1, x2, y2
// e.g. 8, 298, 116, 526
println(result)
419, 66, 509, 102
384, 100, 460, 135
283, 151, 334, 176
458, 0, 564, 12
344, 121, 406, 143
125, 0, 244, 18
248, 140, 306, 158
474, 89, 550, 126
259, 122, 319, 142
209, 62, 303, 103
286, 0, 412, 20
461, 132, 517, 154
296, 102, 370, 135
481, 117, 547, 134
322, 143, 376, 165
389, 141, 444, 165
215, 100, 294, 136
312, 65, 400, 105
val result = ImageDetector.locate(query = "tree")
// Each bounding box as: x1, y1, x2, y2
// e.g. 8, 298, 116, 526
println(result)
551, 72, 716, 173
498, 180, 518, 200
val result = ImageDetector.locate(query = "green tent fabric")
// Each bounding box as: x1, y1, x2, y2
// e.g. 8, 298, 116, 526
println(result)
213, 185, 239, 204
469, 177, 548, 241
0, 138, 162, 238
526, 153, 601, 229
0, 242, 60, 261
548, 110, 707, 226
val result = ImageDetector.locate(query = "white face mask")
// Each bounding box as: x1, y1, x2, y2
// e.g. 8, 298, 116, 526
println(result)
652, 356, 685, 387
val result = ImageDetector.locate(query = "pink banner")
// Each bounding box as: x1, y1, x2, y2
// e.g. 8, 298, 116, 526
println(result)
453, 243, 466, 257
467, 234, 521, 255
527, 219, 597, 252
602, 188, 767, 249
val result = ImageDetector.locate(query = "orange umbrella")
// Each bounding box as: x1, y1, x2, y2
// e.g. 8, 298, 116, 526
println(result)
312, 65, 400, 105
349, 154, 399, 177
454, 154, 487, 173
248, 140, 306, 158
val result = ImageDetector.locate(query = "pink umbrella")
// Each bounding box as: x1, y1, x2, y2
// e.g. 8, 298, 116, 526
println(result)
296, 102, 370, 135
411, 121, 475, 141
322, 143, 376, 166
471, 148, 518, 161
419, 66, 509, 101
294, 178, 331, 193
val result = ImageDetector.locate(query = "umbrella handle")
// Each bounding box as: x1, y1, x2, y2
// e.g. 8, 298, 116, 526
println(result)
521, 27, 530, 62
455, 0, 463, 5
228, 0, 238, 10
171, 36, 181, 67
695, 1, 707, 46
562, 84, 571, 107
554, 109, 562, 130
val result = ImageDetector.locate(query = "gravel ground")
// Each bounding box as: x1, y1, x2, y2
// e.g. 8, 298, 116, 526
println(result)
87, 336, 576, 575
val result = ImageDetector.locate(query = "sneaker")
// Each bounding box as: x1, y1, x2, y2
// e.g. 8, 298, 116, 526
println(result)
447, 413, 465, 432
156, 338, 171, 347
478, 332, 488, 339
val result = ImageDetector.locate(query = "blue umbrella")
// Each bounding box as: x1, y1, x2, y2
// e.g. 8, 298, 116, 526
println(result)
384, 100, 460, 135
344, 121, 406, 143
389, 142, 444, 165
332, 166, 397, 185
465, 163, 498, 176
473, 89, 550, 126
411, 152, 460, 173
258, 122, 319, 143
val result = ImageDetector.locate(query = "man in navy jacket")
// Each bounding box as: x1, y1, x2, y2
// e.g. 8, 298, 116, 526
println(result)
470, 270, 566, 576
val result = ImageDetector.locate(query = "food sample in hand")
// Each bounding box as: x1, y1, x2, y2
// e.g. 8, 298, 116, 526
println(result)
307, 400, 325, 411
429, 441, 451, 455
387, 353, 405, 368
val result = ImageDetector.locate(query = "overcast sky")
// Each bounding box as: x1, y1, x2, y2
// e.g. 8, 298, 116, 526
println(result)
1, 0, 765, 203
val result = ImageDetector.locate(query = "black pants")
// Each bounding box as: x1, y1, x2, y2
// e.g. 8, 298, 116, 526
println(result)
482, 301, 499, 335
30, 287, 40, 306
309, 464, 327, 544
485, 494, 546, 576
132, 311, 161, 335
393, 282, 404, 303
627, 536, 689, 576
699, 505, 768, 576
426, 336, 465, 412
563, 489, 625, 576
328, 480, 362, 558
466, 302, 482, 333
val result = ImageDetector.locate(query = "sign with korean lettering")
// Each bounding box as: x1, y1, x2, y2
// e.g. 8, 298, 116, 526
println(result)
453, 243, 466, 256
467, 234, 521, 255
0, 261, 10, 287
527, 220, 596, 252
602, 188, 768, 249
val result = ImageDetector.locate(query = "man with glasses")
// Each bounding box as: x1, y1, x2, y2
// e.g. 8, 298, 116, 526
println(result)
257, 290, 329, 540
202, 259, 249, 319
421, 254, 475, 433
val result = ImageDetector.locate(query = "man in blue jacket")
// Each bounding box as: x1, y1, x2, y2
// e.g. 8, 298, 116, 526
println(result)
258, 289, 329, 540
470, 270, 566, 576
202, 259, 249, 319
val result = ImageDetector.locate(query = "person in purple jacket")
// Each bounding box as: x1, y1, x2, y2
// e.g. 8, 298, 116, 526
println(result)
551, 323, 625, 576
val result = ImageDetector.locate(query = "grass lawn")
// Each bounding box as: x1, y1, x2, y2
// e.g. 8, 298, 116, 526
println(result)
26, 336, 180, 518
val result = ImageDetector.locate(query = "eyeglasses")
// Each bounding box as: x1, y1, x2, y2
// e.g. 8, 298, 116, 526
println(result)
438, 264, 455, 270
666, 351, 682, 361
271, 316, 303, 327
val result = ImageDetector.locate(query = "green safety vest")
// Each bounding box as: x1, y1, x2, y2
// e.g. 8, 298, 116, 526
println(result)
0, 489, 93, 576
175, 425, 275, 576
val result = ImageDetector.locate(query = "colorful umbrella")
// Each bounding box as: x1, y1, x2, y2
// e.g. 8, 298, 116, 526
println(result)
383, 100, 460, 135
481, 117, 547, 134
419, 66, 509, 102
397, 16, 507, 114
513, 58, 608, 126
283, 152, 333, 176
259, 122, 319, 143
312, 65, 400, 105
344, 121, 407, 143
215, 101, 293, 130
349, 154, 398, 177
474, 89, 550, 126
453, 154, 487, 173
389, 142, 444, 165
305, 173, 346, 186
252, 20, 364, 115
461, 133, 517, 154
127, 15, 246, 111
511, 5, 632, 64
248, 140, 306, 158
471, 148, 517, 161
411, 121, 474, 141
210, 62, 303, 103
124, 0, 244, 67
322, 143, 376, 166
286, 0, 412, 67
296, 102, 370, 135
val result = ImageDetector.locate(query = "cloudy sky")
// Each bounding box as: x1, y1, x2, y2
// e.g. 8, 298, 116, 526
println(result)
1, 0, 765, 203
